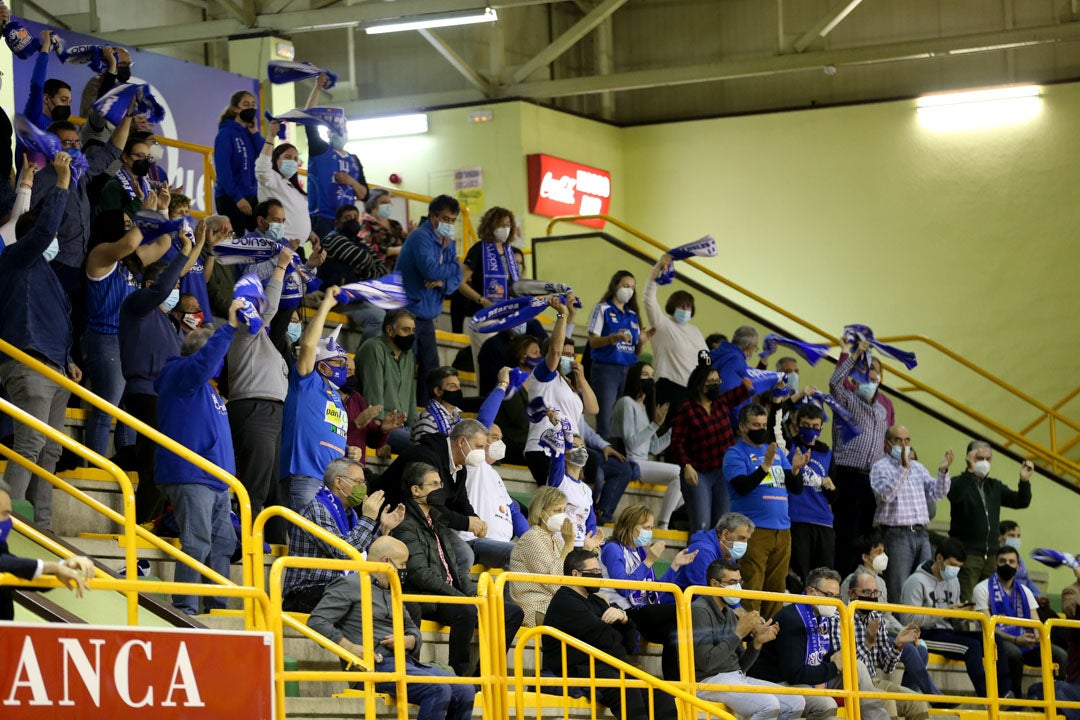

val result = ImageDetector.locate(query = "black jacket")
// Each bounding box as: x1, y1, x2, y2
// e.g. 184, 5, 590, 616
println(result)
948, 471, 1031, 555
748, 602, 838, 686
390, 500, 476, 597
1, 541, 41, 621
370, 433, 476, 532
541, 586, 638, 676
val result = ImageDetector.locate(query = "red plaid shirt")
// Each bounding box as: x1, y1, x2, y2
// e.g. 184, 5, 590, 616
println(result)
669, 384, 751, 472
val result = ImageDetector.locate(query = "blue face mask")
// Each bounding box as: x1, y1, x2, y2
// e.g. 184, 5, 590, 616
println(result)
42, 237, 59, 263
798, 427, 822, 446
524, 355, 543, 369
61, 147, 82, 161
436, 221, 455, 239
673, 308, 692, 325
278, 159, 299, 178
942, 565, 960, 580
633, 529, 653, 548
286, 322, 302, 343
321, 361, 348, 389
330, 134, 347, 150
266, 222, 285, 241
785, 371, 800, 395
377, 203, 393, 219
161, 288, 180, 312
0, 517, 12, 544
857, 381, 879, 400
559, 356, 573, 376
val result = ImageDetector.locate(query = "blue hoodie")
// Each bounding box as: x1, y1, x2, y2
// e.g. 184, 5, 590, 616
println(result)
154, 324, 238, 491
396, 221, 463, 320
710, 340, 750, 392
669, 529, 731, 596
213, 119, 263, 203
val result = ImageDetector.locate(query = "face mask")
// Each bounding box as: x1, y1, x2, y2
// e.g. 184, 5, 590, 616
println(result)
578, 571, 603, 594
377, 203, 393, 220
330, 134, 347, 150
889, 445, 912, 462
42, 238, 60, 263
559, 357, 573, 376
972, 460, 991, 478
462, 439, 486, 468
746, 427, 770, 445
633, 529, 653, 548
567, 447, 590, 467
615, 286, 634, 304
50, 104, 72, 122
181, 312, 204, 330
237, 107, 257, 124
436, 221, 455, 239
149, 144, 164, 161
942, 565, 960, 581
396, 567, 408, 586
817, 602, 838, 618
524, 355, 543, 369
131, 158, 151, 177
857, 382, 879, 400
703, 384, 720, 401
0, 517, 12, 544
673, 308, 692, 324
509, 324, 527, 337
278, 159, 299, 178
61, 147, 82, 162
798, 427, 821, 446
393, 334, 415, 352
727, 540, 748, 560
545, 512, 568, 533
722, 584, 743, 606
1004, 536, 1022, 551
116, 65, 132, 83
420, 487, 447, 507
340, 219, 361, 237
439, 388, 464, 407
320, 361, 348, 389
161, 289, 180, 312
286, 322, 303, 343
785, 372, 799, 395
493, 226, 511, 243
996, 564, 1018, 582
871, 553, 889, 573
265, 222, 285, 241
344, 483, 367, 508
487, 440, 506, 464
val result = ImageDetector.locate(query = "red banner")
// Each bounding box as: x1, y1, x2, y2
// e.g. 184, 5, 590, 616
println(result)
0, 623, 274, 719
527, 154, 612, 229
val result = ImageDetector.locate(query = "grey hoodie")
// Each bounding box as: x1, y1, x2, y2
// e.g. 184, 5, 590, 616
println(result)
899, 560, 962, 630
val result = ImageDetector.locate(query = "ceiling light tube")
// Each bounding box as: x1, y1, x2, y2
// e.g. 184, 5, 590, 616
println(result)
365, 7, 497, 35
916, 85, 1042, 131
346, 114, 429, 140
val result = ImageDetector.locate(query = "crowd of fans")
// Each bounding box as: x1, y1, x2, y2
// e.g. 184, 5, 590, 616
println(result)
1, 23, 1078, 720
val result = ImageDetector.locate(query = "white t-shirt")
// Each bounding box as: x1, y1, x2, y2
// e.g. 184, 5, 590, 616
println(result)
525, 364, 584, 453
643, 274, 707, 386
459, 463, 515, 543
556, 474, 594, 547
972, 578, 1038, 615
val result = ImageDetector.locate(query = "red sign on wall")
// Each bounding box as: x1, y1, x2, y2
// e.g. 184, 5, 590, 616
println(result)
0, 623, 274, 719
527, 154, 612, 229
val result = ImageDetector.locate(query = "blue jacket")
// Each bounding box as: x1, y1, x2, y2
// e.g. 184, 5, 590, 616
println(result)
710, 341, 750, 392
154, 324, 238, 491
0, 186, 70, 369
396, 221, 462, 320
213, 119, 263, 203
24, 51, 51, 131
671, 529, 730, 594
119, 252, 187, 397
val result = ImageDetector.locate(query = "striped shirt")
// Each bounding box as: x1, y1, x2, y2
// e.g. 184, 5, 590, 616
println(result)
831, 609, 902, 678
86, 262, 139, 334
829, 354, 888, 471
283, 501, 378, 595
870, 456, 950, 526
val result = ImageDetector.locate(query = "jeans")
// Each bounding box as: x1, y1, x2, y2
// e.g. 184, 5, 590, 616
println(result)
593, 452, 634, 525
589, 362, 629, 438
699, 671, 805, 720
681, 469, 728, 533
228, 398, 286, 545
420, 597, 524, 677
921, 628, 1010, 697
0, 360, 70, 531
346, 302, 385, 342
82, 329, 135, 455
1001, 639, 1067, 697
163, 482, 234, 615
413, 317, 439, 406
789, 522, 835, 586
1029, 681, 1080, 720
468, 537, 515, 570
125, 393, 164, 523
372, 654, 475, 720
895, 639, 941, 695
959, 552, 994, 602
445, 529, 475, 580
287, 473, 322, 513
881, 526, 932, 604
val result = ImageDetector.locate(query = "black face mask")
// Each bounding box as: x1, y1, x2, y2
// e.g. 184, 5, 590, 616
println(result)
397, 567, 408, 586
237, 107, 257, 124
394, 334, 415, 352
116, 66, 132, 83
856, 607, 874, 616
420, 488, 447, 507
131, 158, 151, 177
640, 378, 656, 395
703, 384, 721, 401
996, 564, 1018, 582
440, 389, 464, 407
579, 571, 603, 594
747, 428, 770, 445
339, 219, 362, 237
50, 104, 72, 122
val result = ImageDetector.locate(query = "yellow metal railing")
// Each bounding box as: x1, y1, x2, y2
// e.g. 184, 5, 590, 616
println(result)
545, 213, 1080, 485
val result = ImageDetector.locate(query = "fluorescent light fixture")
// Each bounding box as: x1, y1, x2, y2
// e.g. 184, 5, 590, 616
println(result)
916, 85, 1042, 131
365, 7, 497, 35
346, 113, 429, 140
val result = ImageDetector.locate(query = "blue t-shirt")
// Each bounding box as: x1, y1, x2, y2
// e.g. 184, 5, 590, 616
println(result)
86, 262, 139, 335
587, 301, 640, 366
281, 366, 349, 479
787, 442, 834, 527
308, 149, 365, 220
724, 440, 794, 530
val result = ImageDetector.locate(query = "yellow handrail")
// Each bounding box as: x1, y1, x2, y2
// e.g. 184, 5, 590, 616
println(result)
0, 338, 256, 626
10, 516, 111, 581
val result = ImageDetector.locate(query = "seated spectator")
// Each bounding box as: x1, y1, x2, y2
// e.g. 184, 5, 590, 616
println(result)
847, 570, 931, 720
490, 333, 544, 464
841, 532, 940, 696
749, 566, 889, 720
1000, 520, 1045, 606
710, 325, 758, 392
213, 90, 262, 234
459, 206, 521, 371
318, 204, 388, 340
1, 480, 95, 620
413, 365, 507, 442
358, 309, 418, 453
609, 361, 682, 529
787, 403, 836, 585
900, 536, 1010, 699
973, 545, 1066, 698
478, 321, 548, 396
674, 512, 755, 592
392, 463, 524, 677
642, 253, 707, 407
337, 354, 404, 466
725, 402, 808, 617
304, 73, 368, 237
543, 548, 676, 720
154, 303, 243, 615
1030, 564, 1080, 712
357, 189, 405, 272
458, 423, 529, 569
307, 536, 475, 720
283, 458, 404, 612
587, 270, 647, 438
509, 486, 602, 626
599, 504, 696, 682
280, 288, 350, 512
98, 137, 154, 216
692, 558, 803, 720
256, 120, 312, 249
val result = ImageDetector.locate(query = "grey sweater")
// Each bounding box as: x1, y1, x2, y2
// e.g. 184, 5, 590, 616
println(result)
307, 573, 422, 654
899, 561, 961, 630
691, 595, 760, 678
227, 277, 289, 402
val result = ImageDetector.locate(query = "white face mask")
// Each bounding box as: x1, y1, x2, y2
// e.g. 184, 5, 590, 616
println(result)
817, 602, 838, 618
486, 440, 506, 464
462, 439, 486, 467
972, 459, 991, 478
871, 552, 889, 573
493, 226, 511, 243
545, 512, 568, 533
42, 237, 60, 263
722, 584, 743, 606
615, 286, 634, 304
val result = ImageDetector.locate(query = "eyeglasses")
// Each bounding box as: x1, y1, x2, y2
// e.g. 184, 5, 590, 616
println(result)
812, 588, 841, 600
60, 139, 82, 149
853, 590, 880, 599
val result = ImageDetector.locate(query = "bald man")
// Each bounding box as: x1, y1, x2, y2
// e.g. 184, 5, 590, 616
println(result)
307, 536, 475, 720
869, 425, 953, 603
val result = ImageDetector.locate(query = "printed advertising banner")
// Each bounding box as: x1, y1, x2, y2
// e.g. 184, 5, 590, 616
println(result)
526, 153, 612, 229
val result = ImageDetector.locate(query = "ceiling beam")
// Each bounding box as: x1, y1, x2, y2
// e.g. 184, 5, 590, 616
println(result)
791, 0, 866, 53
101, 0, 565, 48
214, 0, 255, 26
508, 0, 629, 84
22, 0, 72, 28
418, 29, 494, 96
340, 89, 487, 117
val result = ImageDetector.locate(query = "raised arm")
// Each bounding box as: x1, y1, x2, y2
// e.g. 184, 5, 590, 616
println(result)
296, 287, 341, 377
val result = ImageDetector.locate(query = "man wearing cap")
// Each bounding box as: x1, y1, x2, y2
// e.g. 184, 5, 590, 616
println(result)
305, 74, 368, 237
281, 286, 350, 512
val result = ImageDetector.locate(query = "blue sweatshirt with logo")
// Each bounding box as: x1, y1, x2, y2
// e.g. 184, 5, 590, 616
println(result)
213, 119, 263, 202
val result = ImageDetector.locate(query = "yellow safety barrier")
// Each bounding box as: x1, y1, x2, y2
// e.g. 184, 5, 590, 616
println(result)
0, 338, 256, 626
544, 214, 1080, 486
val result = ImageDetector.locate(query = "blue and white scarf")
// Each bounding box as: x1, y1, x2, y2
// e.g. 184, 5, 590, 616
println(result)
314, 486, 356, 537
842, 324, 918, 384
14, 115, 90, 183
55, 40, 109, 73
211, 232, 283, 265
795, 602, 833, 665
336, 273, 408, 310
655, 235, 717, 285
745, 368, 786, 395
115, 167, 150, 202
621, 546, 659, 607
798, 391, 863, 443
267, 60, 338, 89
1031, 548, 1079, 569
480, 241, 520, 302
133, 209, 186, 243
470, 292, 581, 334
304, 106, 347, 138
263, 108, 328, 140
988, 572, 1033, 650
760, 334, 831, 366
425, 400, 456, 436
233, 273, 267, 335
92, 82, 166, 126
3, 20, 42, 59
